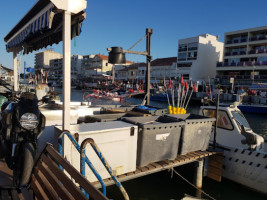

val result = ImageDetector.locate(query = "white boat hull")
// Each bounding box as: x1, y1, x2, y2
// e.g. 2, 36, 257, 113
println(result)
220, 145, 267, 195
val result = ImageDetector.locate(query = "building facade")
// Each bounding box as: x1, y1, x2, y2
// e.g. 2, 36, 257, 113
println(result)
151, 57, 178, 83
216, 26, 267, 86
34, 50, 62, 73
49, 55, 83, 81
81, 54, 114, 77
177, 34, 224, 81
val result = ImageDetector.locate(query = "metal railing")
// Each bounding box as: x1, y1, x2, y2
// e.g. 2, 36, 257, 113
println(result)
58, 131, 107, 198
58, 130, 130, 200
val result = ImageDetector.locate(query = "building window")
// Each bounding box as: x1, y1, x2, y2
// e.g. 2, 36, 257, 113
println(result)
177, 63, 192, 68
178, 53, 187, 61
178, 44, 187, 52
106, 63, 108, 66
188, 43, 198, 51
202, 109, 233, 130
187, 52, 197, 60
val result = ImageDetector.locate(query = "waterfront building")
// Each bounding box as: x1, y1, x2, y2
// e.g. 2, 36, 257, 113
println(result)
49, 55, 83, 81
177, 34, 224, 81
0, 64, 13, 81
34, 50, 62, 73
151, 57, 178, 83
116, 57, 178, 83
81, 54, 114, 77
216, 26, 267, 87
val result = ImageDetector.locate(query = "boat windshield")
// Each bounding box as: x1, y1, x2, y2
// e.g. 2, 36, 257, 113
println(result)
231, 111, 251, 131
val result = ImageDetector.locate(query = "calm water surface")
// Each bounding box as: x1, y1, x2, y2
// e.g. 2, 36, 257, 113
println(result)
62, 89, 267, 200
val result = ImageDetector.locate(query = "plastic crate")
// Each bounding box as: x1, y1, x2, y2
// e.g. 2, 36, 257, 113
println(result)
78, 113, 127, 123
165, 114, 215, 155
132, 105, 167, 116
122, 116, 185, 167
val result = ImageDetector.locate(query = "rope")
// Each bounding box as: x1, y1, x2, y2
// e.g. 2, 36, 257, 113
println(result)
167, 167, 216, 200
128, 34, 147, 51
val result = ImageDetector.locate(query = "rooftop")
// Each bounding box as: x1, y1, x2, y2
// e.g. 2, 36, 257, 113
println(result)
151, 57, 177, 67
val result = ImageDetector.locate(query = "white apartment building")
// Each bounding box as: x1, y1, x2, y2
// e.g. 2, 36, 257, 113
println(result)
49, 55, 83, 81
34, 50, 62, 73
216, 26, 267, 86
177, 34, 224, 81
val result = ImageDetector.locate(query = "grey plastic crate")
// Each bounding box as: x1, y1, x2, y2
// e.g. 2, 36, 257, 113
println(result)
165, 114, 216, 155
122, 116, 185, 167
77, 113, 126, 123
132, 105, 167, 116
100, 105, 137, 113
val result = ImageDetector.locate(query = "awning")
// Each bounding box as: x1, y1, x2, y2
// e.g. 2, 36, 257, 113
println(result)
4, 0, 86, 54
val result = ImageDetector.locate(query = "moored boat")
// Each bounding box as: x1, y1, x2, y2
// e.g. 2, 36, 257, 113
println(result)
200, 104, 267, 194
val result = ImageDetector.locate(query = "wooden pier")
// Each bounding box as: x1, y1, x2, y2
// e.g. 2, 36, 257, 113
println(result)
0, 149, 222, 199
92, 150, 219, 188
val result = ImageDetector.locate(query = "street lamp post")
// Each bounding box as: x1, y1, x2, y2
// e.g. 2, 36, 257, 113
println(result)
107, 28, 153, 105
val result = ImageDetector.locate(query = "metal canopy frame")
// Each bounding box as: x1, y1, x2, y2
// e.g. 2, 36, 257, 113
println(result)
4, 0, 87, 130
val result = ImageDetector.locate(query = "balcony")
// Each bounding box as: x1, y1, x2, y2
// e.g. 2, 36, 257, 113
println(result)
188, 47, 197, 51
249, 49, 267, 54
226, 38, 248, 45
217, 61, 267, 67
224, 51, 247, 56
249, 35, 267, 41
215, 75, 267, 85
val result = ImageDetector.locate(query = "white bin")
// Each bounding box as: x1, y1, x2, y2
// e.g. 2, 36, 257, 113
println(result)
37, 105, 102, 157
54, 121, 138, 182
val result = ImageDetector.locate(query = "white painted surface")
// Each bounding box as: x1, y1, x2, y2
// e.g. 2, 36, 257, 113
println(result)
177, 34, 224, 82
63, 11, 71, 130
55, 121, 138, 182
13, 52, 18, 91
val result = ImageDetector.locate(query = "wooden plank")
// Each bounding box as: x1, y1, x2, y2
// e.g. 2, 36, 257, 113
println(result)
208, 160, 223, 169
37, 161, 75, 200
137, 166, 149, 172
207, 166, 222, 176
41, 154, 86, 200
33, 167, 59, 200
1, 190, 10, 200
31, 175, 49, 200
10, 190, 20, 200
44, 145, 108, 200
126, 172, 134, 176
207, 173, 221, 182
150, 162, 161, 168
146, 164, 156, 170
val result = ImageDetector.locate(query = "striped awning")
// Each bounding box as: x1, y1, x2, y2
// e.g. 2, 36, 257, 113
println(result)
6, 5, 54, 50
4, 0, 86, 54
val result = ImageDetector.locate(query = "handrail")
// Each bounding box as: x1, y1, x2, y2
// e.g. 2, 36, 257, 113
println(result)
81, 138, 130, 200
58, 130, 107, 197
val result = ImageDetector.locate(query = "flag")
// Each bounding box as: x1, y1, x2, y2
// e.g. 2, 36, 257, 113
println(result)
185, 80, 188, 90
181, 75, 184, 86
168, 79, 172, 89
193, 83, 197, 92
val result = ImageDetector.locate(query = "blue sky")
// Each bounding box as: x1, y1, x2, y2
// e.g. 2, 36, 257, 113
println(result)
1, 0, 267, 71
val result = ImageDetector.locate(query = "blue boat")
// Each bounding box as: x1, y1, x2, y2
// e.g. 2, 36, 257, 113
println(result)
237, 104, 267, 114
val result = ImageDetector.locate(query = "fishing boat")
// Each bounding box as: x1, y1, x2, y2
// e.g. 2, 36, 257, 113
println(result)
200, 104, 267, 194
83, 89, 145, 102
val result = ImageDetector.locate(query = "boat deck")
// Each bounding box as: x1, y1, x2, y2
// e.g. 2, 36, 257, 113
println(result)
92, 150, 218, 188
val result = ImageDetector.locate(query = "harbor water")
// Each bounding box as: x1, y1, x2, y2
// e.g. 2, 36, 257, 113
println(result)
61, 88, 267, 200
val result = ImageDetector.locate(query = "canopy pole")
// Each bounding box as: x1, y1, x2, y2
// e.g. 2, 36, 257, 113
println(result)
13, 51, 18, 91
63, 11, 71, 130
